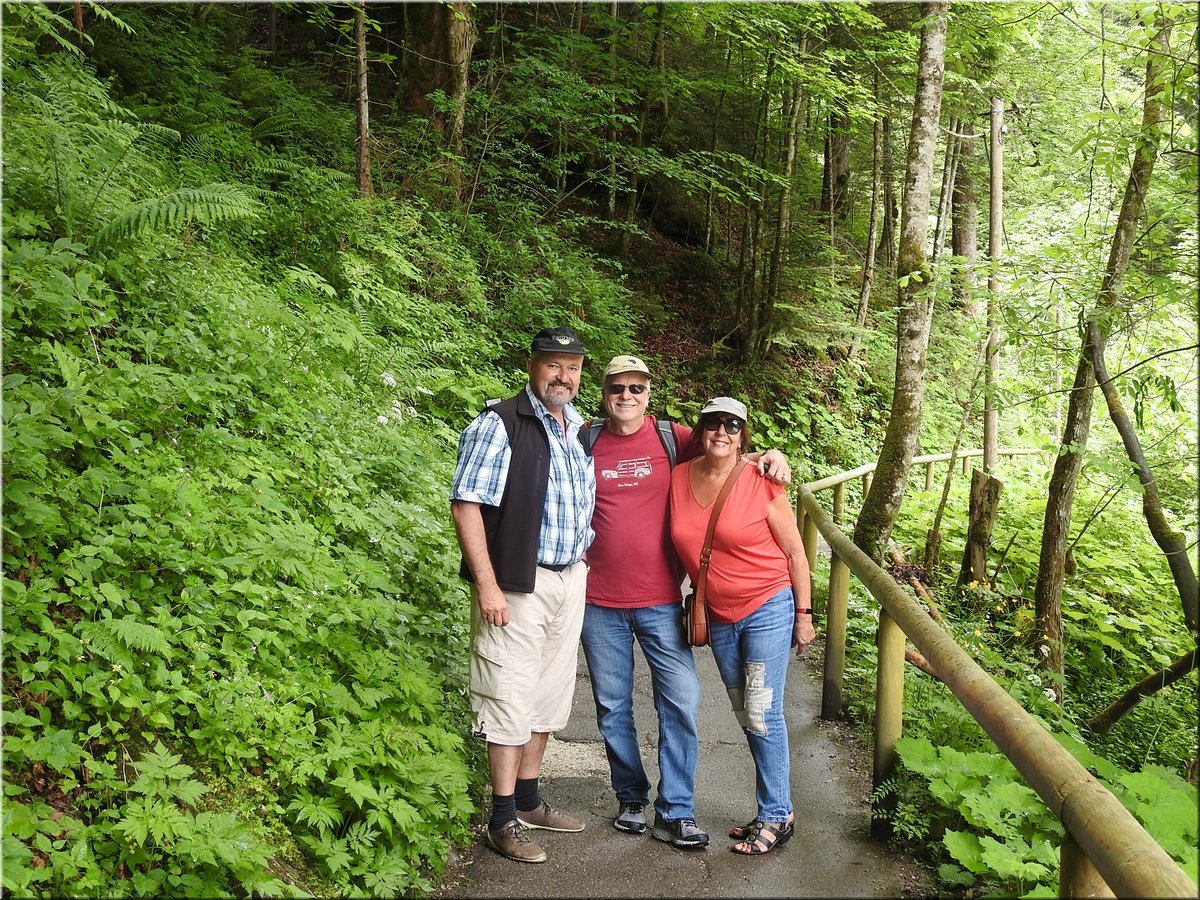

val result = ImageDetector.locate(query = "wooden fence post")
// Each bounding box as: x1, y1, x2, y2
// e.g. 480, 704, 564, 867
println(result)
871, 608, 905, 838
1061, 832, 1115, 898
801, 511, 819, 616
821, 553, 850, 719
925, 461, 935, 491
832, 482, 845, 525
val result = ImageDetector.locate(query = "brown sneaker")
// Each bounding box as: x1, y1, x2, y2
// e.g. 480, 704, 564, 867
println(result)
485, 819, 547, 863
517, 799, 585, 833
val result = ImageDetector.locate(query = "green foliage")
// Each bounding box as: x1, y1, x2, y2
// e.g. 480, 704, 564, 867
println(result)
890, 733, 1199, 896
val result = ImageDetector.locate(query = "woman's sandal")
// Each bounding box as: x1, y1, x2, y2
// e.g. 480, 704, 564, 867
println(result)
730, 819, 793, 855
728, 813, 794, 840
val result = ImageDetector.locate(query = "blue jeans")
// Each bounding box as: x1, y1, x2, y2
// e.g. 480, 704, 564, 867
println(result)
580, 602, 701, 821
708, 587, 795, 822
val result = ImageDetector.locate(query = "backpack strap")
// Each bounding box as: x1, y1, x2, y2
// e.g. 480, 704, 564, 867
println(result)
580, 416, 679, 468
578, 419, 605, 455
655, 417, 678, 468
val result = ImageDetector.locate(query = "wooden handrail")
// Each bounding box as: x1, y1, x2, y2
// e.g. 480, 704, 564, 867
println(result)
796, 451, 1197, 897
804, 447, 1041, 492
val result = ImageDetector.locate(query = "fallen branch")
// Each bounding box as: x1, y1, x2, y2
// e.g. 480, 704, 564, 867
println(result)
905, 647, 941, 681
1086, 646, 1198, 734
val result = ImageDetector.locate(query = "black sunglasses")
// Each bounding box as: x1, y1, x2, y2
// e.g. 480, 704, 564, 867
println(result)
702, 416, 745, 435
606, 383, 647, 395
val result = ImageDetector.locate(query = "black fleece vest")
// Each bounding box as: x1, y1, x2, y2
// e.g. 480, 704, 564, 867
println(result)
457, 391, 549, 593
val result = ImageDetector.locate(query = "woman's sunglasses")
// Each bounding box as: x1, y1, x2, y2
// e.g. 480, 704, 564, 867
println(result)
702, 416, 745, 435
605, 383, 647, 395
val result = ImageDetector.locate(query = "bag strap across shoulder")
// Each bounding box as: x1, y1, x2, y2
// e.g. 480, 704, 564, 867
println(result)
693, 460, 748, 607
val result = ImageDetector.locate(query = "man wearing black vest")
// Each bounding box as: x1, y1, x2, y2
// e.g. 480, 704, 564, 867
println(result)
450, 326, 597, 864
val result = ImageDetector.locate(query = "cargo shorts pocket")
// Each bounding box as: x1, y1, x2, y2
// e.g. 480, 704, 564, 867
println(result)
470, 627, 512, 700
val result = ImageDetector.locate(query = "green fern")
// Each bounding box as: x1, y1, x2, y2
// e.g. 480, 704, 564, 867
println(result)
96, 183, 259, 245
80, 615, 172, 657
251, 112, 306, 143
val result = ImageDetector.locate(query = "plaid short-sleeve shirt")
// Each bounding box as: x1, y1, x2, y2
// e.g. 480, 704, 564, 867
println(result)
451, 385, 595, 565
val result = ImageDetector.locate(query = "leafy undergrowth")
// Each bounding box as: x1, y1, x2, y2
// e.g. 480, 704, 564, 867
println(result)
835, 458, 1198, 897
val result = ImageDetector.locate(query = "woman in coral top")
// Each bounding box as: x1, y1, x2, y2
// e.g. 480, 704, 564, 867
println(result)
669, 396, 816, 856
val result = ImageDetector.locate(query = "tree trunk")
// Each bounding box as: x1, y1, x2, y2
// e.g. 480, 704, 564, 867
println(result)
984, 96, 1004, 472
930, 118, 959, 264
1034, 351, 1094, 699
877, 116, 897, 273
849, 75, 883, 360
445, 1, 477, 191
1082, 17, 1195, 635
704, 37, 733, 255
607, 0, 619, 220
1090, 332, 1198, 631
959, 469, 1003, 586
617, 2, 665, 258
353, 2, 373, 196
761, 78, 805, 361
951, 125, 979, 314
1033, 15, 1174, 701
852, 1, 948, 563
267, 3, 277, 55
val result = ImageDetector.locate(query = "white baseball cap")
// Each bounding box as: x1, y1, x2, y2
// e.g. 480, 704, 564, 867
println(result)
699, 396, 748, 420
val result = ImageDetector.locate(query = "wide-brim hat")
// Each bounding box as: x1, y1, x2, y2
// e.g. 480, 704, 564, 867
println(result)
530, 326, 586, 355
700, 396, 748, 420
604, 355, 651, 378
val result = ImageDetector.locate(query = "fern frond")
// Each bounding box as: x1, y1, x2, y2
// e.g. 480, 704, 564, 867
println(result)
246, 158, 308, 180
251, 113, 305, 143
80, 616, 172, 657
95, 183, 259, 245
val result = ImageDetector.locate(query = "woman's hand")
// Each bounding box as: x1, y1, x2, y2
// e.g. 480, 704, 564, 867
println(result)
793, 612, 817, 654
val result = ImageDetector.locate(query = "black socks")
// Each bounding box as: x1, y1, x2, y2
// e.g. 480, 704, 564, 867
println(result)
515, 777, 540, 813
490, 793, 517, 829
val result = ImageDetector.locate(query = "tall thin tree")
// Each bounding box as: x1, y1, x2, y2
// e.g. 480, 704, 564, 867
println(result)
853, 1, 949, 563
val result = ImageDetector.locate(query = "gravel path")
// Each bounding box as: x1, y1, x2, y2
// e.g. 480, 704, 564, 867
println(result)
432, 641, 936, 899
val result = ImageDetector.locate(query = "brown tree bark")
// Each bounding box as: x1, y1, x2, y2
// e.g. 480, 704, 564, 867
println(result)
852, 1, 949, 563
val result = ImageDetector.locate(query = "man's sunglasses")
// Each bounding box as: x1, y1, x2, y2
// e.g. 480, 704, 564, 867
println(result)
702, 416, 745, 435
606, 383, 647, 395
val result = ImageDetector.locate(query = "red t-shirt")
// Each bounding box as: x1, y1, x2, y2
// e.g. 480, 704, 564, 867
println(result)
669, 461, 791, 623
586, 417, 693, 608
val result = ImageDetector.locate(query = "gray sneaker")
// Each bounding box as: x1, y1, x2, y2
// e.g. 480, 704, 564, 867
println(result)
485, 819, 547, 863
614, 802, 647, 834
651, 812, 709, 848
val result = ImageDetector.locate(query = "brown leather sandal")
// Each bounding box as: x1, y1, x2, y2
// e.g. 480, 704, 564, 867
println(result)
730, 819, 793, 855
728, 813, 794, 840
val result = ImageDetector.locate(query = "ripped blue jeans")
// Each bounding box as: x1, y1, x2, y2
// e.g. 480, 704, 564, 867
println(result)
708, 587, 795, 823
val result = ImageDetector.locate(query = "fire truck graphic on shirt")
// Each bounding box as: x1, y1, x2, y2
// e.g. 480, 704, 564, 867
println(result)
600, 456, 653, 480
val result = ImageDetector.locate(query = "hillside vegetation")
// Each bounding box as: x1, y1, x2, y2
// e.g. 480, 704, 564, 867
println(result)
3, 4, 1195, 898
